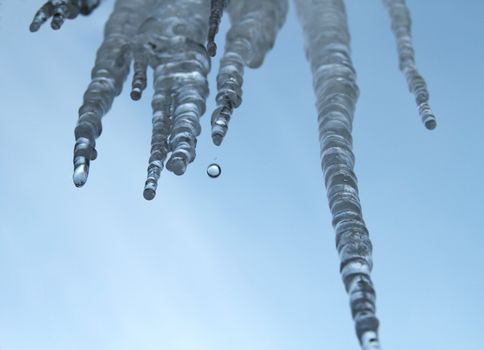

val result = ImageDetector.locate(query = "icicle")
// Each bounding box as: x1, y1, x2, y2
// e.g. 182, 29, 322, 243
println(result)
207, 0, 230, 57
211, 0, 288, 146
131, 0, 210, 199
143, 92, 173, 200
30, 0, 101, 32
294, 0, 381, 349
383, 0, 436, 130
72, 0, 149, 187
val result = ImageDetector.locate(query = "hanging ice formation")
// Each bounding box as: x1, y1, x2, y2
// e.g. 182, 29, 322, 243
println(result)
30, 0, 436, 348
383, 0, 436, 129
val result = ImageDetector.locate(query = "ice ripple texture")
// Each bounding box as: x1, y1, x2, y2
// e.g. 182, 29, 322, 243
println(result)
295, 0, 380, 348
29, 0, 438, 348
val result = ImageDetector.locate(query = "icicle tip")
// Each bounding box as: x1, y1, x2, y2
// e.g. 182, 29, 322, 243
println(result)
166, 156, 187, 176
73, 163, 89, 188
212, 132, 224, 146
130, 88, 142, 101
143, 181, 157, 200
425, 118, 437, 130
360, 330, 381, 350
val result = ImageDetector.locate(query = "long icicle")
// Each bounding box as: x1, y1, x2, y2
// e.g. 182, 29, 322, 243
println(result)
383, 0, 436, 130
294, 0, 381, 348
211, 0, 288, 146
72, 0, 149, 187
30, 0, 102, 31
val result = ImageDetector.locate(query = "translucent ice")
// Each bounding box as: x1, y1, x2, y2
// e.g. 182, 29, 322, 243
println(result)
295, 0, 381, 348
134, 0, 211, 200
30, 0, 439, 347
207, 0, 230, 57
30, 0, 101, 31
73, 0, 149, 188
211, 0, 288, 146
384, 0, 437, 129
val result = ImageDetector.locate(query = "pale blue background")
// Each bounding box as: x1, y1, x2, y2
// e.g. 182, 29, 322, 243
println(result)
1, 1, 483, 349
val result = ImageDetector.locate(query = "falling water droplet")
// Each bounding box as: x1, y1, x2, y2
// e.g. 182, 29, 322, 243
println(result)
207, 163, 221, 178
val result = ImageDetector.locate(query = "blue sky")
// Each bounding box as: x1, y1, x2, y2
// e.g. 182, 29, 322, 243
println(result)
1, 1, 483, 349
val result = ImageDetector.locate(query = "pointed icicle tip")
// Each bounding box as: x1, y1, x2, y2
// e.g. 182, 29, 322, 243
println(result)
131, 88, 142, 101
143, 163, 163, 201
384, 0, 437, 130
212, 133, 224, 146
166, 156, 188, 176
425, 119, 437, 130
360, 331, 381, 350
73, 163, 89, 188
143, 180, 157, 201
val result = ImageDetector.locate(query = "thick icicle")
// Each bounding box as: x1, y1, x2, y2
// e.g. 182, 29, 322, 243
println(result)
294, 0, 381, 349
207, 0, 230, 57
130, 0, 211, 199
384, 0, 436, 130
211, 0, 288, 146
73, 0, 149, 187
30, 0, 101, 31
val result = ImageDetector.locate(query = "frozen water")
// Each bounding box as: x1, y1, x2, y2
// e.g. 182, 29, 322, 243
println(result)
384, 0, 437, 130
133, 0, 211, 200
295, 0, 380, 347
207, 163, 222, 178
207, 0, 230, 57
211, 0, 288, 145
30, 0, 101, 31
29, 0, 439, 347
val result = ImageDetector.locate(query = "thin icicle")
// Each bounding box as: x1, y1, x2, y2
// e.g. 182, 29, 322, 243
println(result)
207, 0, 230, 57
143, 92, 173, 200
130, 0, 210, 199
30, 0, 101, 31
211, 0, 288, 146
384, 0, 436, 130
294, 0, 381, 349
72, 0, 149, 187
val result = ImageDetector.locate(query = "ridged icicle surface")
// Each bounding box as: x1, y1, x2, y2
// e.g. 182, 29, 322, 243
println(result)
30, 0, 101, 31
294, 0, 381, 349
133, 0, 211, 200
211, 0, 288, 146
207, 0, 230, 57
73, 0, 149, 188
69, 0, 211, 196
29, 0, 440, 344
384, 0, 436, 130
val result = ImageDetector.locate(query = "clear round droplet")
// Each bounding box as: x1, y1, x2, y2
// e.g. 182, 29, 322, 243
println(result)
207, 163, 221, 178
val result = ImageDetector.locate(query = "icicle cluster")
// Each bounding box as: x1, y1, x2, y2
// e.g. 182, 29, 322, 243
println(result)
133, 0, 211, 200
30, 0, 439, 347
72, 0, 150, 188
295, 0, 380, 349
384, 0, 437, 129
30, 0, 101, 31
210, 0, 288, 145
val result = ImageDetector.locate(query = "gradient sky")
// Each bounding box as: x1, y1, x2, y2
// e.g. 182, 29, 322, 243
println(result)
1, 1, 483, 349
